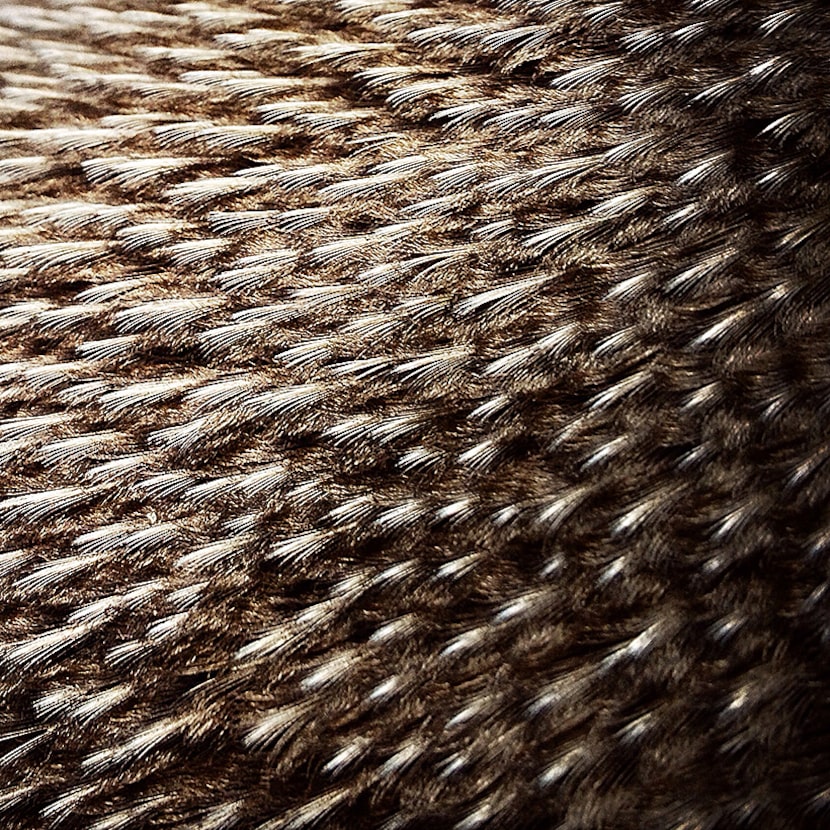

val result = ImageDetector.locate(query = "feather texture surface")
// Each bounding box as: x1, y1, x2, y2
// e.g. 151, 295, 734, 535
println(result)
0, 1, 829, 828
